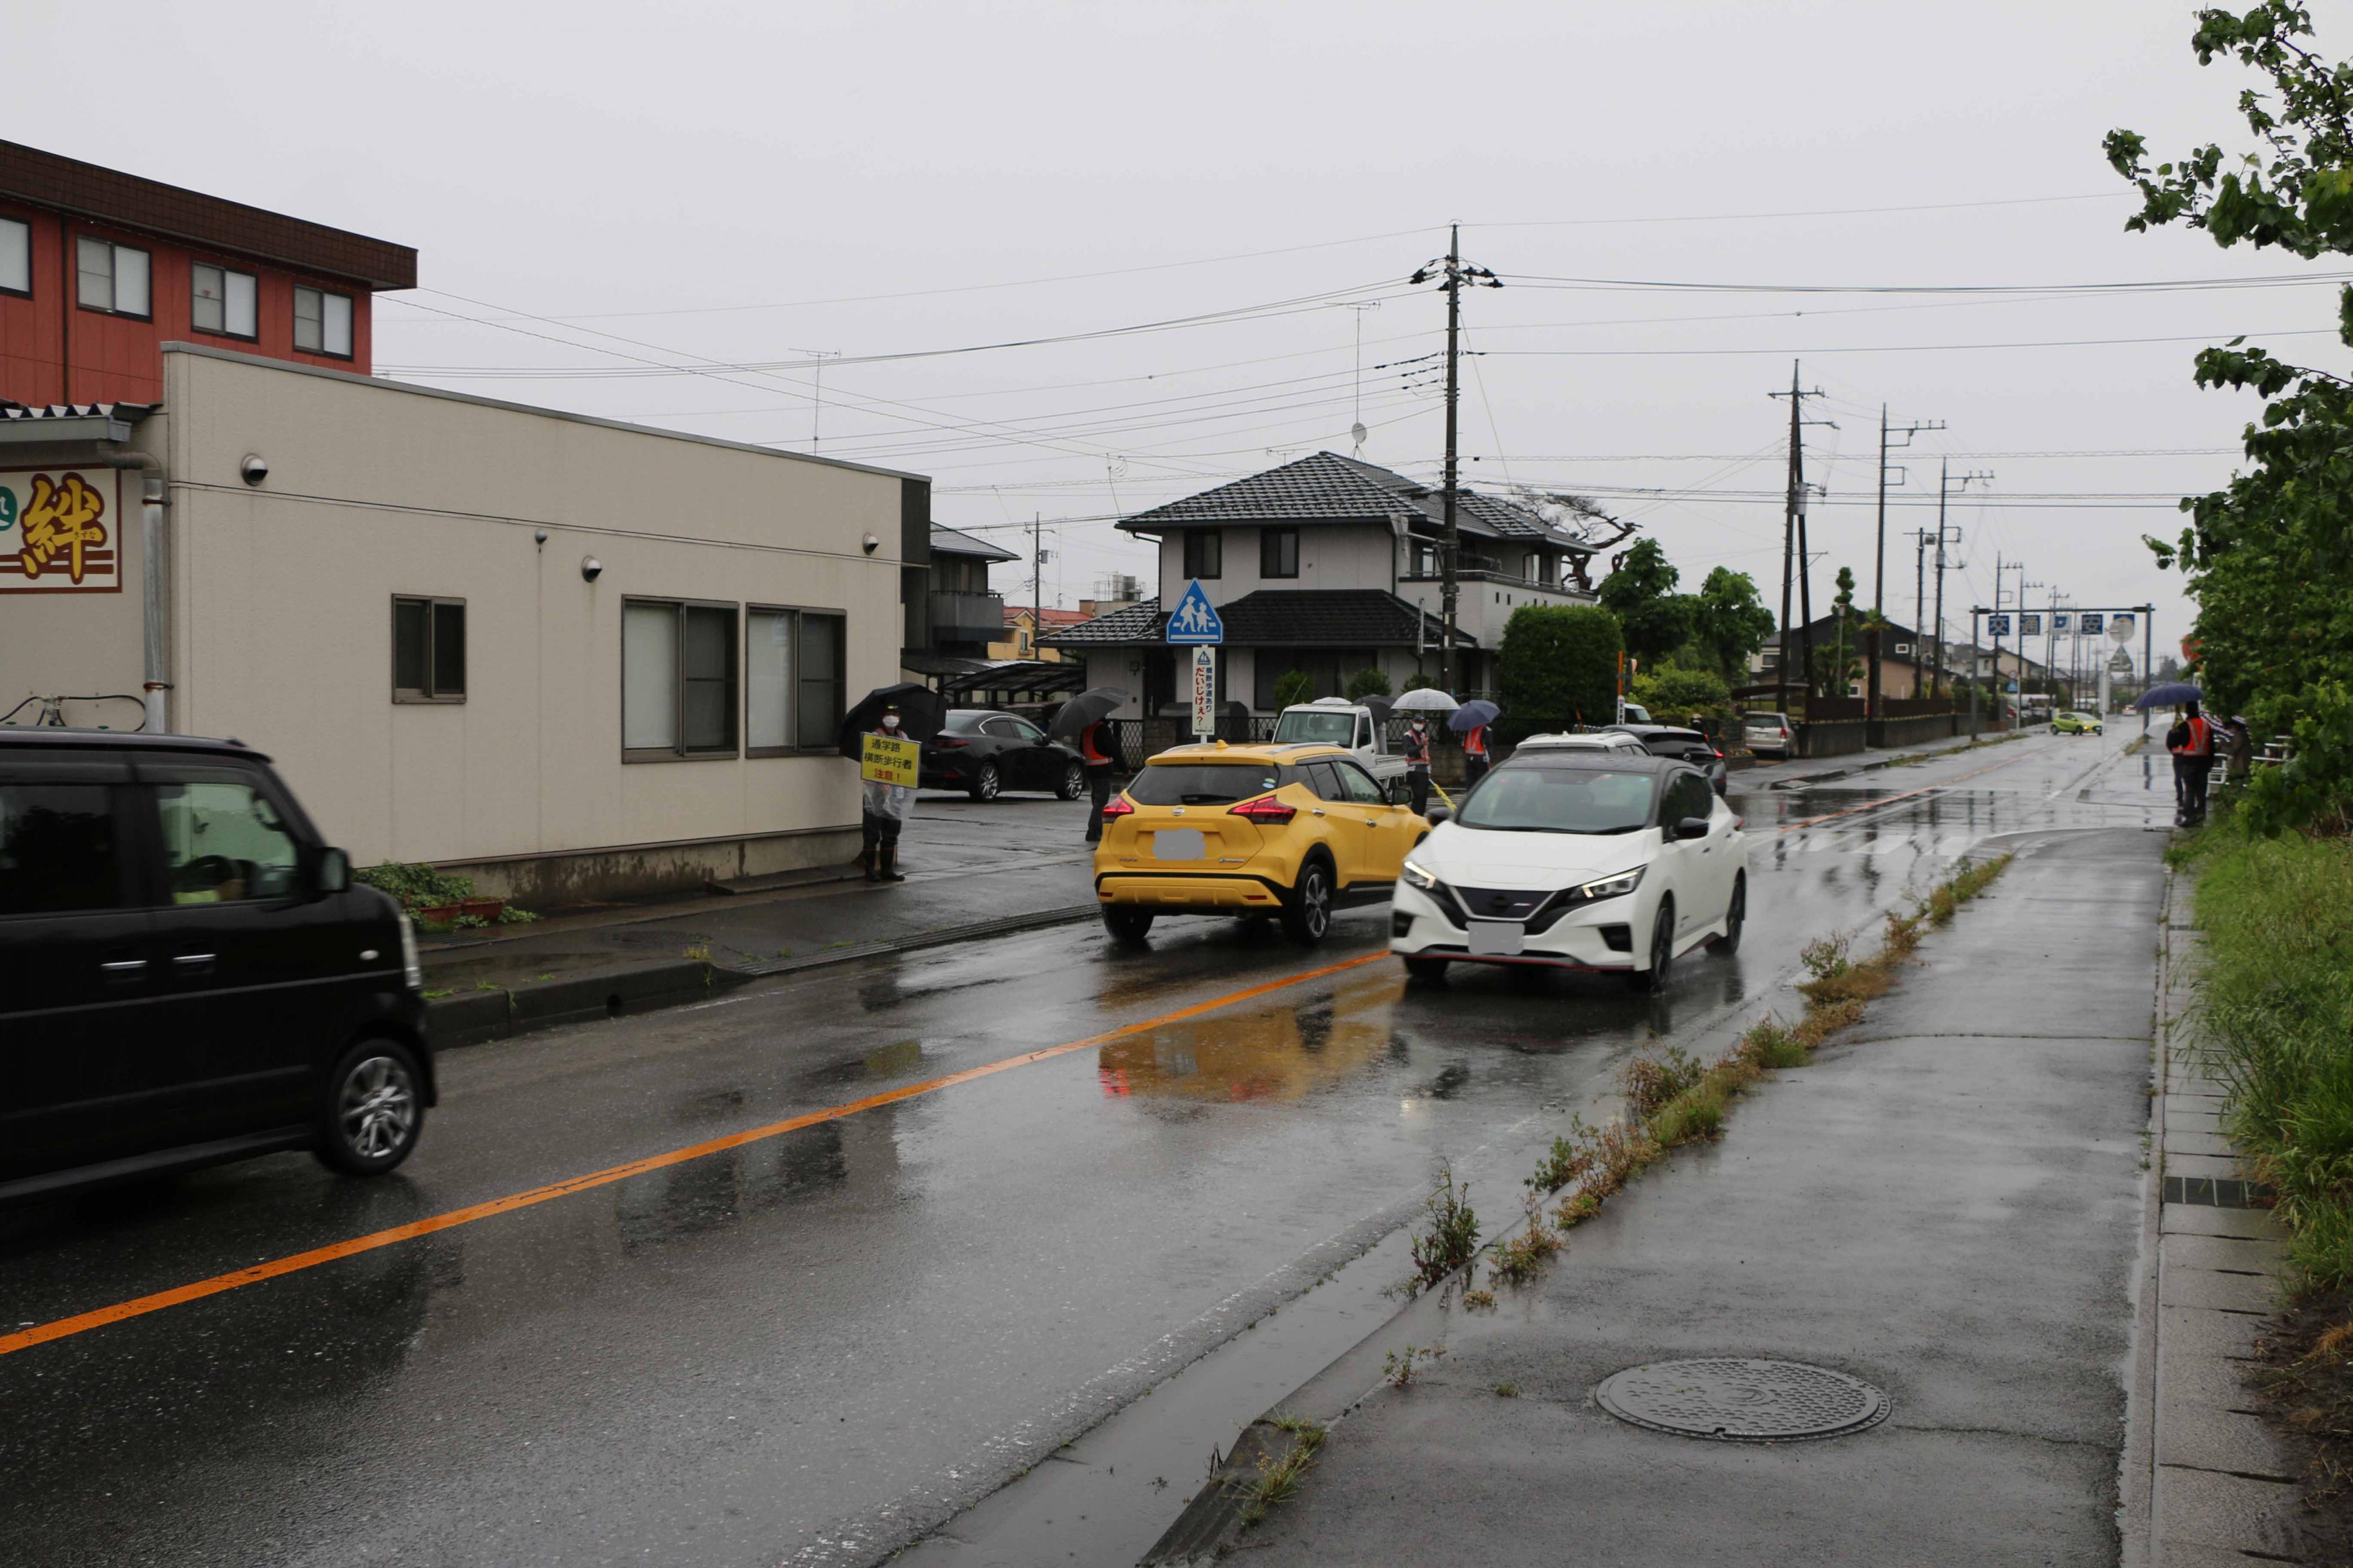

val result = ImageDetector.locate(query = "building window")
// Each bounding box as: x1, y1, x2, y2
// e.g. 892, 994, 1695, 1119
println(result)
0, 217, 28, 299
1260, 526, 1299, 579
742, 606, 844, 755
624, 599, 739, 758
191, 264, 258, 340
391, 596, 466, 702
76, 237, 150, 318
1182, 528, 1221, 580
294, 286, 354, 358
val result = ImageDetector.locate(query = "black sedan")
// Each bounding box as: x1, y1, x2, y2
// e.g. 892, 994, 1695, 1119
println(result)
921, 709, 1088, 801
1602, 724, 1730, 792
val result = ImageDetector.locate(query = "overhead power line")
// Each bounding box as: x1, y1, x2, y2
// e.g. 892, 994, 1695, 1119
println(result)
1495, 268, 2353, 295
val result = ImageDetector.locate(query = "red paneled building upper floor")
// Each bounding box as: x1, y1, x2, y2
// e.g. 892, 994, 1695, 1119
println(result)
0, 140, 414, 407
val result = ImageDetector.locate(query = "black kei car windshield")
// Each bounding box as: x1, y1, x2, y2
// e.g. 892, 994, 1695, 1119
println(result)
1127, 763, 1287, 806
1455, 767, 1657, 834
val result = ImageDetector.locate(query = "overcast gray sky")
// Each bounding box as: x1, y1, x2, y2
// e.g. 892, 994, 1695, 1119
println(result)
17, 0, 2348, 669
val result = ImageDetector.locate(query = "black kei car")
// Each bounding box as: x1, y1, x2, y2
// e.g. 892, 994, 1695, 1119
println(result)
920, 709, 1088, 802
0, 729, 431, 1205
1602, 724, 1730, 793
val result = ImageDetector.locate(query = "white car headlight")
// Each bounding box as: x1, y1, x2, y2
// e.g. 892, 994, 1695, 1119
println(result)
1571, 867, 1646, 903
1401, 858, 1439, 891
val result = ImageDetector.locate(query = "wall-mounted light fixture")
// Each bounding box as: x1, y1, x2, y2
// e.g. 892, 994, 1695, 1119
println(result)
239, 454, 269, 486
581, 556, 603, 582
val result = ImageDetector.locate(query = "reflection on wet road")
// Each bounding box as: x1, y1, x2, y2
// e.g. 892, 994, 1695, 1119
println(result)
0, 727, 2158, 1567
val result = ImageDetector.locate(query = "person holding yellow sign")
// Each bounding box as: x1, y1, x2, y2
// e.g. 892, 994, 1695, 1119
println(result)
860, 707, 920, 882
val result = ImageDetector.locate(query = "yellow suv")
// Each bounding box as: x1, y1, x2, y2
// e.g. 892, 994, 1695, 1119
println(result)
1094, 741, 1429, 944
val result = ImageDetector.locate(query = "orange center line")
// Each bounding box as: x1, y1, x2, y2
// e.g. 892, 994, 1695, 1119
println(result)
1, 951, 1390, 1358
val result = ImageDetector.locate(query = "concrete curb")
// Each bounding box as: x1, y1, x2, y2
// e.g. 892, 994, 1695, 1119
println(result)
426, 903, 1104, 1049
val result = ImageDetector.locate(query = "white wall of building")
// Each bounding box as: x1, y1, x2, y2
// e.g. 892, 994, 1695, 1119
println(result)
104, 345, 915, 902
1152, 523, 1402, 601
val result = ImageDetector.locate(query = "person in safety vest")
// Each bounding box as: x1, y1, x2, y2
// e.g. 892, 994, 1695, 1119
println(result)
1461, 721, 1491, 788
1401, 718, 1433, 816
861, 706, 914, 882
2166, 699, 2216, 826
1081, 718, 1119, 843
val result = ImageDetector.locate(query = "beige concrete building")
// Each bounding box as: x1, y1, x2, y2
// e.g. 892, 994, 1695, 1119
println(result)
1, 343, 924, 904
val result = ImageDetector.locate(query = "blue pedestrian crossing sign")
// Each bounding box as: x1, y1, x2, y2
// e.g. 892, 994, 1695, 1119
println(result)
1166, 579, 1224, 645
1988, 613, 2011, 636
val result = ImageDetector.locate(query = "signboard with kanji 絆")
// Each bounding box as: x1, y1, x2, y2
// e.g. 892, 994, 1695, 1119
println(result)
0, 469, 121, 594
860, 733, 921, 787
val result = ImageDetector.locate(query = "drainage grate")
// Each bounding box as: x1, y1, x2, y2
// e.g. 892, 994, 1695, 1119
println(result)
2164, 1175, 2271, 1209
1594, 1358, 1890, 1442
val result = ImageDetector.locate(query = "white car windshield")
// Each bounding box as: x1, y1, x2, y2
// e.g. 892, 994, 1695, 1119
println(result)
1273, 711, 1355, 745
1455, 766, 1656, 834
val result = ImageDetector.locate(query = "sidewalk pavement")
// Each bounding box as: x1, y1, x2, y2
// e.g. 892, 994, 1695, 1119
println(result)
1240, 825, 2170, 1566
418, 793, 1101, 1040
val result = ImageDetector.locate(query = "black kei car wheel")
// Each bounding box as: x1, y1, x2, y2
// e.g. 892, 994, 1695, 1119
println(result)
314, 1038, 426, 1176
1712, 873, 1745, 955
1057, 762, 1085, 801
969, 761, 1001, 802
1102, 906, 1154, 944
1282, 859, 1333, 945
1627, 900, 1674, 993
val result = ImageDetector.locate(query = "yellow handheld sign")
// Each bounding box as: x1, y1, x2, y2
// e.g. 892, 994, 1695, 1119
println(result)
861, 733, 921, 787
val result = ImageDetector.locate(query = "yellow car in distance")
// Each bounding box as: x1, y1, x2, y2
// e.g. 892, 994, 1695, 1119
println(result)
1094, 741, 1429, 945
2051, 710, 2104, 736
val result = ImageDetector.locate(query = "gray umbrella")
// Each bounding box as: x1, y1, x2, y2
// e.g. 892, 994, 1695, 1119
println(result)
1392, 688, 1460, 715
1048, 686, 1127, 739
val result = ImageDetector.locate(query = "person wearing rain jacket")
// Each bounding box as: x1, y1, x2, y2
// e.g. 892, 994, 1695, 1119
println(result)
861, 706, 915, 882
1401, 718, 1434, 816
1461, 720, 1491, 788
2166, 699, 2216, 826
1082, 719, 1119, 843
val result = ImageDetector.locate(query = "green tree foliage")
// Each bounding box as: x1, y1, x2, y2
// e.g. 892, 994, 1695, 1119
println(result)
1345, 666, 1393, 699
1687, 566, 1777, 680
1632, 664, 1734, 721
1499, 605, 1621, 740
1271, 669, 1316, 710
2108, 1, 2353, 826
1401, 671, 1440, 693
1597, 540, 1694, 667
1816, 566, 1860, 697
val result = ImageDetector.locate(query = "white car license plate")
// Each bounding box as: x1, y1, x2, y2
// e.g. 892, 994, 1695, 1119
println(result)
1152, 829, 1206, 861
1468, 920, 1523, 957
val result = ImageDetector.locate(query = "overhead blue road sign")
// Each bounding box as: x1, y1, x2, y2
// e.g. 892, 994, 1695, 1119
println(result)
2053, 612, 2072, 633
1988, 614, 2011, 637
2080, 612, 2105, 636
2020, 613, 2041, 637
1166, 579, 1224, 645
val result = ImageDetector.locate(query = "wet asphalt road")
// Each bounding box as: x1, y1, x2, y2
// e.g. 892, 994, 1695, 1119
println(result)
0, 727, 2165, 1567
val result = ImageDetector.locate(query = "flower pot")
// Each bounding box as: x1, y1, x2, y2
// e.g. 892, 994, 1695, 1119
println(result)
458, 898, 506, 922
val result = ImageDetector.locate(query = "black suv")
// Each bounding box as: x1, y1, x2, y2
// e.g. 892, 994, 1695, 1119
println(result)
0, 729, 432, 1203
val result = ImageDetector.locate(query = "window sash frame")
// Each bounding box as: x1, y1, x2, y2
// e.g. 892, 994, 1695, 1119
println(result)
190, 260, 259, 341
743, 603, 847, 758
294, 285, 355, 359
391, 595, 467, 703
75, 236, 152, 320
623, 596, 743, 762
0, 214, 29, 300
1260, 526, 1299, 579
1182, 528, 1222, 580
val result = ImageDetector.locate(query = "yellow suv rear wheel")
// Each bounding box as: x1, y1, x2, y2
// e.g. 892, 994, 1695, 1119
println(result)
1282, 856, 1335, 944
1102, 907, 1154, 944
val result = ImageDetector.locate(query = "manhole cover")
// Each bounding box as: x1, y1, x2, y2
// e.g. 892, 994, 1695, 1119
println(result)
1594, 1358, 1889, 1442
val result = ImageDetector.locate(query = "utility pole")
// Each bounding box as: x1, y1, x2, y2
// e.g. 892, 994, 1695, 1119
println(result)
1411, 228, 1499, 695
1910, 527, 1934, 700
809, 349, 841, 450
1872, 407, 1942, 721
1769, 362, 1833, 713
1930, 460, 1992, 700
1031, 513, 1044, 623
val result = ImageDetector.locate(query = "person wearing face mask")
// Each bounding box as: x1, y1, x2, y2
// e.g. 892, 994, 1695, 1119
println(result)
861, 706, 915, 882
1401, 717, 1433, 817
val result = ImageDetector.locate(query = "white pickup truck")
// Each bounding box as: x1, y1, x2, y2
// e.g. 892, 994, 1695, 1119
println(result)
1270, 698, 1406, 785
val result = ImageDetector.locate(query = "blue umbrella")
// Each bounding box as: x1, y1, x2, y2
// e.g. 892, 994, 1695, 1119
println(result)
1447, 699, 1499, 734
2131, 682, 2203, 712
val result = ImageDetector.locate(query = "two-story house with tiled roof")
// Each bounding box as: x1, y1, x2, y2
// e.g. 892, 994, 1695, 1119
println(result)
1040, 451, 1607, 716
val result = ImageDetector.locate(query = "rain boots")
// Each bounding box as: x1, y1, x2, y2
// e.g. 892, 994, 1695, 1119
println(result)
860, 843, 880, 882
878, 844, 906, 883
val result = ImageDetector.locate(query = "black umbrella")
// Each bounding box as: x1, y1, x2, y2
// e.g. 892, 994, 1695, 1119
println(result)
1047, 686, 1127, 740
837, 683, 946, 758
2130, 682, 2203, 712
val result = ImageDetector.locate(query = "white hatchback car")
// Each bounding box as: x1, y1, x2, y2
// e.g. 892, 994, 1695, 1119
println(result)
1390, 752, 1747, 989
1513, 731, 1651, 757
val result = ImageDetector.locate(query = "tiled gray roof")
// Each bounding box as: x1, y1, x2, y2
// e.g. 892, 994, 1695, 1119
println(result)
1118, 452, 1429, 532
1040, 589, 1474, 651
1116, 450, 1594, 550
